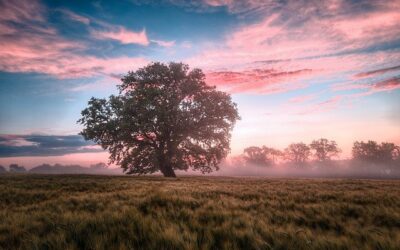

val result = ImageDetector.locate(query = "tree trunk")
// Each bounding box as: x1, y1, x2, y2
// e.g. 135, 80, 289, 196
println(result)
163, 165, 176, 178
157, 146, 177, 177
158, 158, 177, 177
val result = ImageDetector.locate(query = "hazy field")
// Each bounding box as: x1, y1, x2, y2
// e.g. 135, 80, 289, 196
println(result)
0, 175, 399, 250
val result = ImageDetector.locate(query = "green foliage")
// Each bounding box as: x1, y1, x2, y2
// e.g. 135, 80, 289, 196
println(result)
1, 175, 399, 249
78, 62, 240, 177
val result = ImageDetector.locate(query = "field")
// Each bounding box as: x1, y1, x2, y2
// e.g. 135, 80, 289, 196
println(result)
0, 175, 399, 250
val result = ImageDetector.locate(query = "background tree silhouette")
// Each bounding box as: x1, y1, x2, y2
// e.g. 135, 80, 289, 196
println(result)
243, 146, 270, 166
284, 143, 311, 166
243, 146, 282, 166
79, 62, 239, 177
263, 146, 283, 165
352, 141, 399, 167
310, 138, 341, 162
9, 164, 26, 173
0, 165, 6, 173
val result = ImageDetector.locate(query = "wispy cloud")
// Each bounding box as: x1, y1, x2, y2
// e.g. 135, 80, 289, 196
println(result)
0, 0, 149, 78
59, 9, 90, 25
288, 94, 316, 104
354, 65, 400, 78
92, 27, 149, 45
373, 76, 400, 91
151, 39, 175, 47
206, 68, 312, 93
292, 96, 343, 116
187, 0, 400, 95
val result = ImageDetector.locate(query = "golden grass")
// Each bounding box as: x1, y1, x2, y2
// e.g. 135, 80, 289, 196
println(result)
0, 175, 399, 249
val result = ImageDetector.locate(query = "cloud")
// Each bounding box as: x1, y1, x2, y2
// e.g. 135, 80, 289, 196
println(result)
293, 96, 343, 116
0, 0, 149, 79
206, 68, 312, 93
59, 9, 90, 25
92, 27, 149, 45
372, 77, 400, 92
288, 94, 316, 104
187, 0, 400, 95
354, 65, 400, 78
0, 135, 103, 157
333, 76, 400, 99
151, 39, 175, 47
0, 0, 45, 23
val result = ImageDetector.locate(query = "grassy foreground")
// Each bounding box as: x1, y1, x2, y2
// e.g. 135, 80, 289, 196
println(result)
0, 175, 399, 250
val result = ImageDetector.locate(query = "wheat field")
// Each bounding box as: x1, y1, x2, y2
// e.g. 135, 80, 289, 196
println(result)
0, 174, 399, 249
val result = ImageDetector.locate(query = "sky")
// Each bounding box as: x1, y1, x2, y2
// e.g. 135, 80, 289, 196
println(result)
0, 0, 399, 168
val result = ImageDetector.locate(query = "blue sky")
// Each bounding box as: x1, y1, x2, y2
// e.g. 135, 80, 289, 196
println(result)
0, 0, 399, 166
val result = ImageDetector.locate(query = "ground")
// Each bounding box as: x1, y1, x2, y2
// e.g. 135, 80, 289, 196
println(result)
0, 175, 399, 250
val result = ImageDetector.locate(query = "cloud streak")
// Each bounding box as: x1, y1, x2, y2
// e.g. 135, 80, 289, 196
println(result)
206, 68, 312, 93
0, 135, 103, 157
354, 65, 400, 78
92, 27, 149, 46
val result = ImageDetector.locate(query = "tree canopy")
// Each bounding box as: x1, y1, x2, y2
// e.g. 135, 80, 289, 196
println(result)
243, 146, 282, 166
78, 62, 240, 177
352, 140, 399, 165
284, 143, 311, 166
310, 138, 341, 162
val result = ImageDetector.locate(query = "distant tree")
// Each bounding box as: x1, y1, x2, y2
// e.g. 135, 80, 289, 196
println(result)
243, 146, 282, 166
9, 164, 26, 173
310, 138, 341, 162
244, 146, 270, 166
79, 62, 240, 177
263, 146, 283, 164
0, 165, 6, 173
90, 162, 108, 170
284, 143, 311, 166
352, 141, 380, 162
379, 142, 399, 165
352, 141, 399, 166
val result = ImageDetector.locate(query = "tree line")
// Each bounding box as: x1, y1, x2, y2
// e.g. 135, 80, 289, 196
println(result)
243, 139, 400, 168
0, 163, 114, 174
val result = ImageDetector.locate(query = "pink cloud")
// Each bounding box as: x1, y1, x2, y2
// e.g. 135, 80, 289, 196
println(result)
0, 0, 45, 23
288, 94, 316, 104
354, 65, 400, 78
187, 0, 400, 95
206, 68, 313, 93
332, 82, 370, 92
151, 39, 175, 47
92, 27, 149, 46
60, 9, 90, 25
0, 1, 149, 78
372, 77, 400, 92
292, 96, 343, 116
333, 77, 400, 99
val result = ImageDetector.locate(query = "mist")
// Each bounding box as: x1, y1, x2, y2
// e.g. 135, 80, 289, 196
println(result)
207, 160, 400, 179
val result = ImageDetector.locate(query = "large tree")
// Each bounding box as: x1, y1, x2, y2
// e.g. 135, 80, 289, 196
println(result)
78, 62, 240, 177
